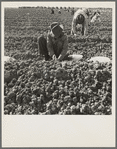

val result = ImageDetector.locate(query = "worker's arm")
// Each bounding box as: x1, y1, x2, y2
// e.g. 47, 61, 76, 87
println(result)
47, 33, 55, 57
71, 17, 77, 35
71, 9, 81, 35
58, 35, 68, 61
83, 18, 89, 36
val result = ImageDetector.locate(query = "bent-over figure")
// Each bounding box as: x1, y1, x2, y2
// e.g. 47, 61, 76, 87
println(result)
71, 8, 101, 36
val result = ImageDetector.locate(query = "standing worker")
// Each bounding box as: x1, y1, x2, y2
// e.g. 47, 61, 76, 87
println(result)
71, 9, 75, 15
38, 22, 68, 61
58, 9, 61, 14
51, 8, 54, 14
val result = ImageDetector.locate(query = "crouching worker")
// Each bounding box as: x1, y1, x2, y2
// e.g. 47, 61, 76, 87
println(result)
38, 22, 68, 61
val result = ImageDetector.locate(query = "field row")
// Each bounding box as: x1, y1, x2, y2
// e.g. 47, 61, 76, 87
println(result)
4, 7, 112, 36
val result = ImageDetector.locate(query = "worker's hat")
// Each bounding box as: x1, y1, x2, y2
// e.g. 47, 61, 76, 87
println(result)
50, 22, 64, 38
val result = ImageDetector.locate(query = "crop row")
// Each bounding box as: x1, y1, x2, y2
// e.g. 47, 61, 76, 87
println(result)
4, 7, 112, 37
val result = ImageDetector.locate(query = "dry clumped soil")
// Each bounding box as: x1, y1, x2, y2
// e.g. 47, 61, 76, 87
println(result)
4, 7, 112, 115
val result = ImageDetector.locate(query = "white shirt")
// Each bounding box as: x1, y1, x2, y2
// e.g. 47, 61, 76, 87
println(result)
71, 8, 90, 34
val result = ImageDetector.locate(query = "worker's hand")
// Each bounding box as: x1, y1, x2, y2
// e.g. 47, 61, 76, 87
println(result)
85, 35, 89, 39
74, 34, 77, 37
58, 55, 63, 61
57, 58, 61, 62
52, 54, 57, 60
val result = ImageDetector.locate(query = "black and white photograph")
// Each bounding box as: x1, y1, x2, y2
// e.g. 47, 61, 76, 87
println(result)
1, 1, 116, 148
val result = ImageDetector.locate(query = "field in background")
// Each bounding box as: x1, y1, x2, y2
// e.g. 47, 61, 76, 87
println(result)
4, 7, 112, 115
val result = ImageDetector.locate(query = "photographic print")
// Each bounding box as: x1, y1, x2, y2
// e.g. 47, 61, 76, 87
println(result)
1, 1, 116, 148
3, 2, 114, 115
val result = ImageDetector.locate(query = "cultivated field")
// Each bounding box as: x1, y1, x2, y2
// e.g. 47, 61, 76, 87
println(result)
4, 7, 112, 115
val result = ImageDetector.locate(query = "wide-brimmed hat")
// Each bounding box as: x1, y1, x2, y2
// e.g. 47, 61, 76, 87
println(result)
50, 22, 64, 38
50, 22, 58, 29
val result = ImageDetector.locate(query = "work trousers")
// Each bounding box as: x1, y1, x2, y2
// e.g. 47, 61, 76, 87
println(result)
38, 36, 50, 61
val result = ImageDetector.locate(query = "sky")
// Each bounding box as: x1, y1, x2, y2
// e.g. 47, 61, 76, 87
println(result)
1, 1, 115, 8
